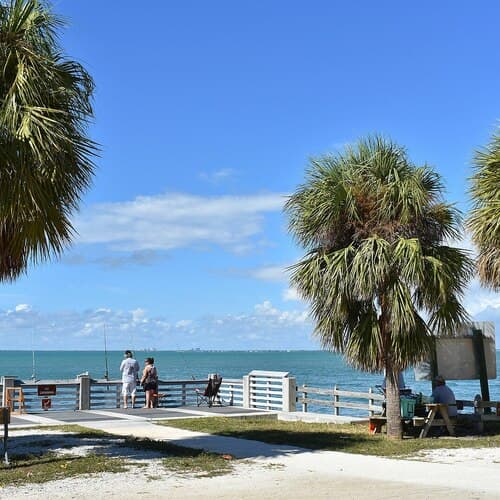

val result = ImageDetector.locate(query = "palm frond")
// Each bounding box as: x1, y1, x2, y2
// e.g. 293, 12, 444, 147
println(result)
0, 0, 98, 280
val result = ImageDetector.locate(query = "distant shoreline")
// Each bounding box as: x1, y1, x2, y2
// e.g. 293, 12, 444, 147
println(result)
0, 349, 323, 352
2, 348, 500, 353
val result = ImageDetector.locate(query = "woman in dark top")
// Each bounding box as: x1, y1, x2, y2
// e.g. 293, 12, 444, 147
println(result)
140, 357, 158, 408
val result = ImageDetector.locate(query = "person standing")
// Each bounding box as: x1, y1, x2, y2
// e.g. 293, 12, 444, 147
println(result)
120, 350, 140, 409
140, 357, 158, 409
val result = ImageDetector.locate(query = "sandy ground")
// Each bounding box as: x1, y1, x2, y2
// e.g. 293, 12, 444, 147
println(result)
2, 429, 500, 499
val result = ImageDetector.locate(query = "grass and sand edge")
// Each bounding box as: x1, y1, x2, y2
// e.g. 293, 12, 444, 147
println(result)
1, 418, 500, 488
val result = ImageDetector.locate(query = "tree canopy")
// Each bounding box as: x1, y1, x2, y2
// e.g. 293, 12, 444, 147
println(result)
468, 129, 500, 291
0, 0, 98, 280
286, 136, 473, 438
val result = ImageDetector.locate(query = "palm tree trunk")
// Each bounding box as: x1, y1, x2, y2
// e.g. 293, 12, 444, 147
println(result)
385, 364, 402, 439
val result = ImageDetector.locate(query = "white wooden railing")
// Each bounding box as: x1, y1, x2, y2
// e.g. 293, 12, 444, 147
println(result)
243, 370, 296, 411
0, 373, 268, 412
297, 385, 385, 416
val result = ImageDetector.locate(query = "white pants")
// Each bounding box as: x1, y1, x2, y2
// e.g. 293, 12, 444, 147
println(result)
122, 381, 137, 396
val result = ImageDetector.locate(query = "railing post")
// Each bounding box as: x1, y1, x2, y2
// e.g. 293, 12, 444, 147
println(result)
302, 384, 308, 413
78, 375, 91, 410
282, 376, 296, 412
369, 387, 374, 417
242, 375, 250, 408
182, 383, 186, 406
334, 385, 339, 416
1, 377, 16, 408
225, 383, 235, 406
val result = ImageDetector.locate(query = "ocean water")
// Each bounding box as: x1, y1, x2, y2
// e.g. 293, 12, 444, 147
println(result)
1, 350, 499, 403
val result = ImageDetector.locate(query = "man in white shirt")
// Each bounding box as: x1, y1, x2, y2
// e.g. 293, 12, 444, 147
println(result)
120, 350, 140, 409
431, 375, 457, 417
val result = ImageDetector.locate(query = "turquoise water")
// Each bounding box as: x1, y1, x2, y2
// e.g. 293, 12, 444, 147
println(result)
1, 350, 499, 402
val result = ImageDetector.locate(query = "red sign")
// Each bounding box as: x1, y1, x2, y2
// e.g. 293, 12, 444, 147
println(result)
41, 398, 52, 410
38, 385, 57, 396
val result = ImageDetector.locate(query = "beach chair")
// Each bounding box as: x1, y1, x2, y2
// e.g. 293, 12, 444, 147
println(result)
196, 373, 223, 407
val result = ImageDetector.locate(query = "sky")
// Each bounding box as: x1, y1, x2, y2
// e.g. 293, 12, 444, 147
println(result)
0, 0, 499, 351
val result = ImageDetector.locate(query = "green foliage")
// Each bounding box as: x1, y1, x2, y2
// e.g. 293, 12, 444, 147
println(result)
0, 452, 128, 487
162, 417, 500, 457
468, 128, 500, 290
0, 0, 98, 280
285, 135, 473, 438
163, 452, 234, 478
0, 425, 237, 487
285, 136, 472, 371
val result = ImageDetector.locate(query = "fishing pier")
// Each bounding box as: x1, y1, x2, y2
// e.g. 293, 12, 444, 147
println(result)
2, 370, 499, 432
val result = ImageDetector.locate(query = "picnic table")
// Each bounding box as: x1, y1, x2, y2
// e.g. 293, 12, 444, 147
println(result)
370, 398, 500, 438
369, 403, 456, 438
416, 403, 455, 438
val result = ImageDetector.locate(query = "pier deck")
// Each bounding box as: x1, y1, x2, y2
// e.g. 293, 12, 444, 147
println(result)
4, 405, 276, 428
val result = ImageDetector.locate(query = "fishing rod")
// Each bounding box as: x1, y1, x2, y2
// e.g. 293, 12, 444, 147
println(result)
103, 324, 109, 382
31, 329, 36, 381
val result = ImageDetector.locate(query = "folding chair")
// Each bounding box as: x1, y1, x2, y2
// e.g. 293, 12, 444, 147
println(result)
196, 373, 223, 407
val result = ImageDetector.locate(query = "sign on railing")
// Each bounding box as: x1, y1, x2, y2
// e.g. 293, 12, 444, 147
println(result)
37, 385, 57, 396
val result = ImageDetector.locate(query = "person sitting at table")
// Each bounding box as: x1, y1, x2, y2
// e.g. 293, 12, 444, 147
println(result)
431, 375, 457, 417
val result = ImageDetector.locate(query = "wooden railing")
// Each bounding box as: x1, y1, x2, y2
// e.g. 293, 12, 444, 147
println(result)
1, 375, 246, 411
220, 378, 244, 406
5, 380, 81, 412
244, 370, 296, 411
297, 385, 384, 416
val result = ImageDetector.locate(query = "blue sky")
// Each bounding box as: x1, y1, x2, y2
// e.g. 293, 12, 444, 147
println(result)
0, 0, 499, 350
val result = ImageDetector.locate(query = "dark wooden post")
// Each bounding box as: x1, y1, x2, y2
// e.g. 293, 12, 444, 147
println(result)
430, 338, 439, 390
1, 407, 10, 465
472, 328, 491, 413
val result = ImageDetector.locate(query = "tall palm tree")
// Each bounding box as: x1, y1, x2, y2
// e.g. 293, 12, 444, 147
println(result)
468, 129, 500, 290
285, 136, 473, 439
0, 0, 97, 281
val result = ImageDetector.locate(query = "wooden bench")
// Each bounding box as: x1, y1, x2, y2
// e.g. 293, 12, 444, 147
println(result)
476, 401, 500, 420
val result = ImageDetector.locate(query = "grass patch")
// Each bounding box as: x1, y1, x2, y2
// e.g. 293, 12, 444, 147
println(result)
1, 424, 238, 486
0, 452, 128, 487
158, 417, 500, 457
163, 452, 234, 478
120, 435, 236, 477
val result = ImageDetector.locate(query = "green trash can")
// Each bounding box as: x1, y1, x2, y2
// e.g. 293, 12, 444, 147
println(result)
400, 397, 416, 418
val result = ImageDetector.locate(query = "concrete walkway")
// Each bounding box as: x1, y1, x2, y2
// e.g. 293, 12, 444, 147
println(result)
5, 409, 500, 499
84, 418, 500, 498
54, 416, 500, 498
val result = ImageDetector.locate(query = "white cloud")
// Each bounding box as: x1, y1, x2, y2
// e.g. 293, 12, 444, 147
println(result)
15, 304, 31, 313
250, 265, 288, 282
199, 168, 236, 183
175, 319, 193, 329
464, 279, 500, 316
254, 300, 308, 324
0, 301, 314, 350
219, 264, 290, 282
73, 192, 285, 253
283, 287, 301, 302
132, 308, 147, 323
254, 300, 279, 316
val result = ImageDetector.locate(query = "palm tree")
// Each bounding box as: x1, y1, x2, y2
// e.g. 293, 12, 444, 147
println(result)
0, 0, 97, 281
468, 129, 500, 290
285, 136, 473, 439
